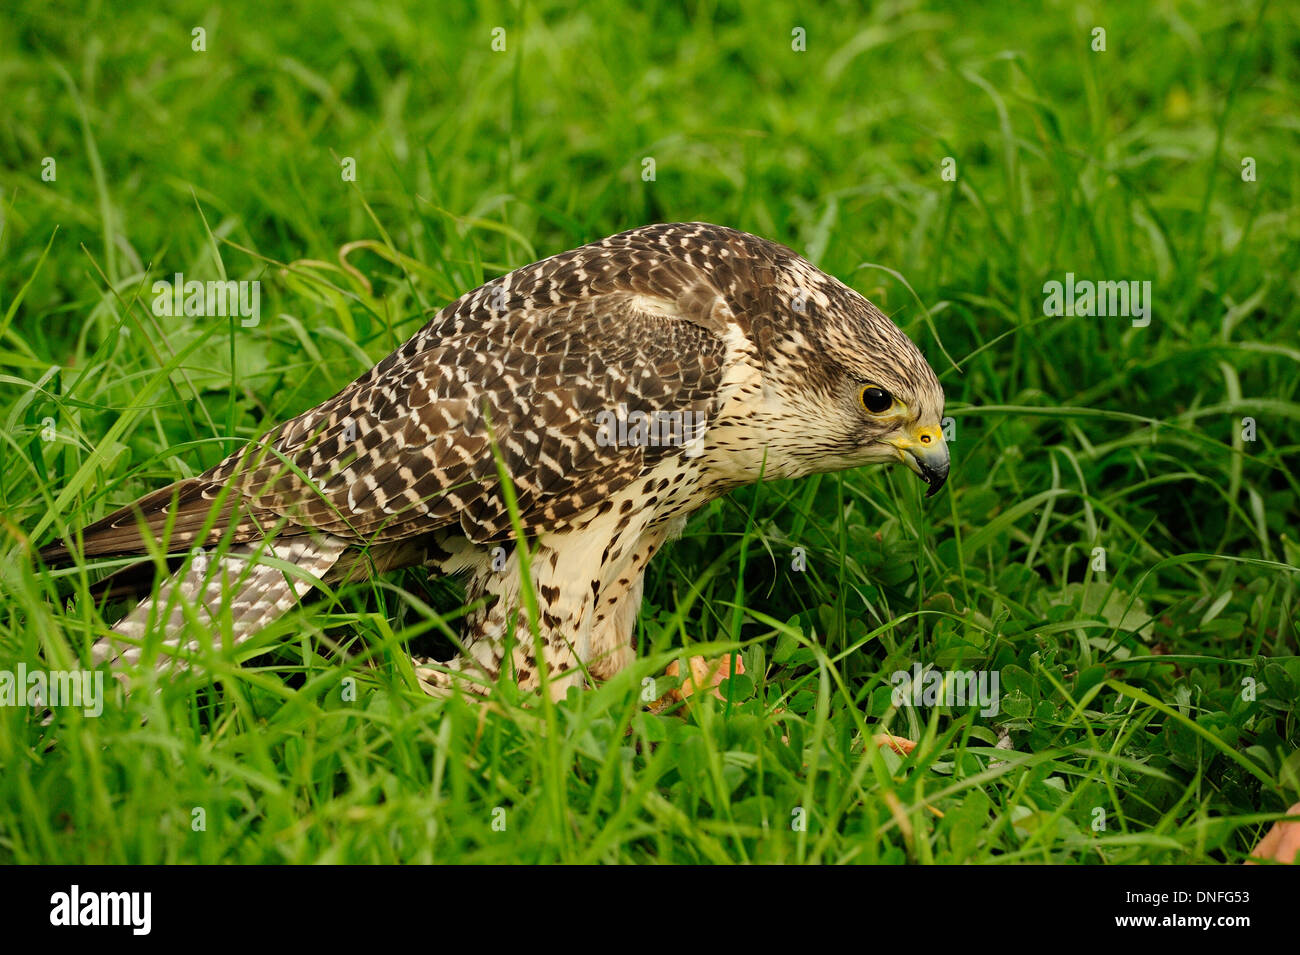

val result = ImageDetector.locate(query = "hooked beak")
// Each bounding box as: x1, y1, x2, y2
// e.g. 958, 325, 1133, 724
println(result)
887, 424, 950, 497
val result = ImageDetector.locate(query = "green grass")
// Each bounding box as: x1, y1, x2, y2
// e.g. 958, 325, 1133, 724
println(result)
1, 0, 1297, 863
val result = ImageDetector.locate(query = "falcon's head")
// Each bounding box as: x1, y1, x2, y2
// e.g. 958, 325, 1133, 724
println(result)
813, 288, 949, 496
587, 222, 949, 497
741, 243, 950, 496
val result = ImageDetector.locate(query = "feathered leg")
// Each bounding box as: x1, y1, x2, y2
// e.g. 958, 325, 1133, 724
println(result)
413, 519, 664, 699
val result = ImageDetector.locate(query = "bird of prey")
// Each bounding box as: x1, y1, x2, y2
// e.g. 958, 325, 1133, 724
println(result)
40, 223, 948, 699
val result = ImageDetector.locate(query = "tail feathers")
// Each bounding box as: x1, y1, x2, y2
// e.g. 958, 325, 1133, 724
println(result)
93, 534, 348, 671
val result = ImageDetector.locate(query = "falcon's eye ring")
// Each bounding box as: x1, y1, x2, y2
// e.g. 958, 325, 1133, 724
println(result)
859, 386, 893, 414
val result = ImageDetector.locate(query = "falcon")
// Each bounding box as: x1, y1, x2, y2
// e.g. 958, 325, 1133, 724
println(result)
40, 223, 949, 698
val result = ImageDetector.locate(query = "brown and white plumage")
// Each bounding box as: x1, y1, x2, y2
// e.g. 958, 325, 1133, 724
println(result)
40, 223, 949, 697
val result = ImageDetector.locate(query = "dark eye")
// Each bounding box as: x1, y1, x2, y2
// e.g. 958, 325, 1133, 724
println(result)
860, 386, 893, 414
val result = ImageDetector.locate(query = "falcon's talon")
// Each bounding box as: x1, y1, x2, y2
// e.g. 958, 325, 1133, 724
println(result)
42, 223, 948, 694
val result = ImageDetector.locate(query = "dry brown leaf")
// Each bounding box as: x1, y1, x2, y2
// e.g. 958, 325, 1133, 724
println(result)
873, 732, 917, 755
1245, 802, 1300, 865
665, 654, 746, 702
